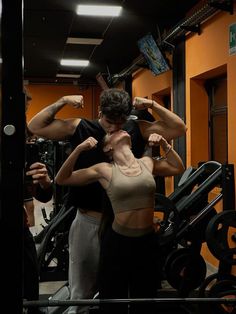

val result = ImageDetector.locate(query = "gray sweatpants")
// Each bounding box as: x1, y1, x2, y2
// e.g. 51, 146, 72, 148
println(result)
65, 210, 100, 314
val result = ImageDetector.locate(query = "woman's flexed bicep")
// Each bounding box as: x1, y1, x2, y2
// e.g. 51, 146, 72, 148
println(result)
59, 166, 100, 186
55, 137, 98, 185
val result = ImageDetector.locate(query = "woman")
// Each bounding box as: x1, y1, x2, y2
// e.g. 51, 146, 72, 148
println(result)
55, 130, 184, 314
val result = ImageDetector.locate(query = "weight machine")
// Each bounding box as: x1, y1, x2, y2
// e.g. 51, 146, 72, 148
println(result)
155, 161, 235, 304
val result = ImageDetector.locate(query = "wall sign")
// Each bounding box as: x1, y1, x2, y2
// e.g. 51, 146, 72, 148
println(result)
229, 23, 236, 55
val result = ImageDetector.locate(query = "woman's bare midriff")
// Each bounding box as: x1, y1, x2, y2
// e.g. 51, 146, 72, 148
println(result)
114, 207, 154, 229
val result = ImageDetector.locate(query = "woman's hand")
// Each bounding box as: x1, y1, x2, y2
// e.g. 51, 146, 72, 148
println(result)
78, 137, 98, 151
148, 133, 171, 152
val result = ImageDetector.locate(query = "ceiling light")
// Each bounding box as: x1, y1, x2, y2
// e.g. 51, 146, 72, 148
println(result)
60, 59, 89, 67
66, 37, 103, 45
76, 5, 122, 17
56, 74, 81, 78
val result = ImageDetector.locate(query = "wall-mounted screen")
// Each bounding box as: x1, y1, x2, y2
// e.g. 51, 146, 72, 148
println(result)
137, 34, 170, 76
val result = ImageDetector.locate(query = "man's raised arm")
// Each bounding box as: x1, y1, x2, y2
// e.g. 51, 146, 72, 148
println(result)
28, 95, 84, 140
133, 97, 187, 142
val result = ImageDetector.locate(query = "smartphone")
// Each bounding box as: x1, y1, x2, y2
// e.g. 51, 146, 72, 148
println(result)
25, 143, 40, 182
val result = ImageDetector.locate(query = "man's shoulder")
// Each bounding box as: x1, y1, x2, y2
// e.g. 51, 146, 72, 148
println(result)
123, 119, 139, 131
78, 119, 104, 132
72, 118, 105, 142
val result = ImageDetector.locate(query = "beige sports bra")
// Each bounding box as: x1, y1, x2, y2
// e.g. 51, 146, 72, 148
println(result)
106, 159, 156, 214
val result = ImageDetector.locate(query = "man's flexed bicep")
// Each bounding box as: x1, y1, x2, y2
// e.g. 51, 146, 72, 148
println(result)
133, 97, 186, 142
138, 119, 185, 142
30, 117, 80, 140
28, 95, 84, 140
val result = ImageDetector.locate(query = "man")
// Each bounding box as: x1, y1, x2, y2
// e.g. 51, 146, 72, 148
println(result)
28, 88, 186, 314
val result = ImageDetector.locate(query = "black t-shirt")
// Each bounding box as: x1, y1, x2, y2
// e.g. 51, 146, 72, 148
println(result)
66, 119, 146, 211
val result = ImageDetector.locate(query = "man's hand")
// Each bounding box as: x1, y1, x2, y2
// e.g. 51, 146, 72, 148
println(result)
62, 95, 84, 109
26, 162, 51, 188
133, 97, 153, 110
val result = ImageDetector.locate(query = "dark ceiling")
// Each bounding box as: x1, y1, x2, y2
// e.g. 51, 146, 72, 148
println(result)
24, 0, 201, 85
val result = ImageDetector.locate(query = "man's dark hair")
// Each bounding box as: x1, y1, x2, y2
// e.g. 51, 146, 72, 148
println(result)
100, 88, 132, 121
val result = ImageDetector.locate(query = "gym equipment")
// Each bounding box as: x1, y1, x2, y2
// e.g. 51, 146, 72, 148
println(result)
208, 279, 236, 314
34, 140, 75, 281
47, 282, 70, 314
155, 161, 235, 296
37, 205, 76, 282
164, 248, 206, 291
206, 210, 236, 265
177, 166, 195, 187
154, 193, 180, 246
155, 161, 223, 248
198, 274, 236, 314
198, 273, 236, 298
23, 297, 236, 308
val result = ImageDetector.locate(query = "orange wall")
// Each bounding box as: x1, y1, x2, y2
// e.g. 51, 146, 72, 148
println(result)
185, 11, 236, 271
132, 9, 236, 272
186, 10, 236, 170
25, 84, 101, 122
189, 79, 209, 166
132, 68, 172, 100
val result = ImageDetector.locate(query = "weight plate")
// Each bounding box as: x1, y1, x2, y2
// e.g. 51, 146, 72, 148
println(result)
209, 279, 236, 314
206, 210, 236, 265
164, 248, 190, 280
165, 249, 206, 291
198, 273, 236, 298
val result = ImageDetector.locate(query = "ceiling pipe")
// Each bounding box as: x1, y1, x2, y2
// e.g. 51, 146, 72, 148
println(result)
112, 0, 232, 85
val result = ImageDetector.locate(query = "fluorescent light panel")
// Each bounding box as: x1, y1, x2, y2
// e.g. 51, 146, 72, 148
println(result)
60, 59, 89, 67
66, 37, 103, 45
56, 74, 81, 78
76, 5, 122, 17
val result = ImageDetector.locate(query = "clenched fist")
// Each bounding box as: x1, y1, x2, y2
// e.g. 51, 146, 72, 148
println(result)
62, 95, 84, 109
133, 97, 153, 110
148, 133, 169, 150
77, 137, 98, 151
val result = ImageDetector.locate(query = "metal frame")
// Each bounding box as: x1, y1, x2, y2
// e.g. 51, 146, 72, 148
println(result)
0, 0, 24, 312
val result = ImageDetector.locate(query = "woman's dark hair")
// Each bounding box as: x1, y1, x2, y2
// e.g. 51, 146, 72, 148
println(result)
100, 88, 132, 121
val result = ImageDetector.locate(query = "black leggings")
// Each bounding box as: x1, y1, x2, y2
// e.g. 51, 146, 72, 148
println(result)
99, 227, 161, 314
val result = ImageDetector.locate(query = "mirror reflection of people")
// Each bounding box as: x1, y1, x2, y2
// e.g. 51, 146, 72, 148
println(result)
28, 88, 186, 314
23, 163, 53, 314
23, 89, 53, 314
55, 131, 184, 314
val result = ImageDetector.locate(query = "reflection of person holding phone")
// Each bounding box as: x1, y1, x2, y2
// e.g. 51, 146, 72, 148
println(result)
24, 161, 53, 230
23, 161, 53, 314
23, 89, 53, 314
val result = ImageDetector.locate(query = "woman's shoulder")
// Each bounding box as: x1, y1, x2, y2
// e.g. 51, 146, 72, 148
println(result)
94, 162, 113, 188
93, 161, 112, 172
139, 156, 154, 171
139, 156, 153, 163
